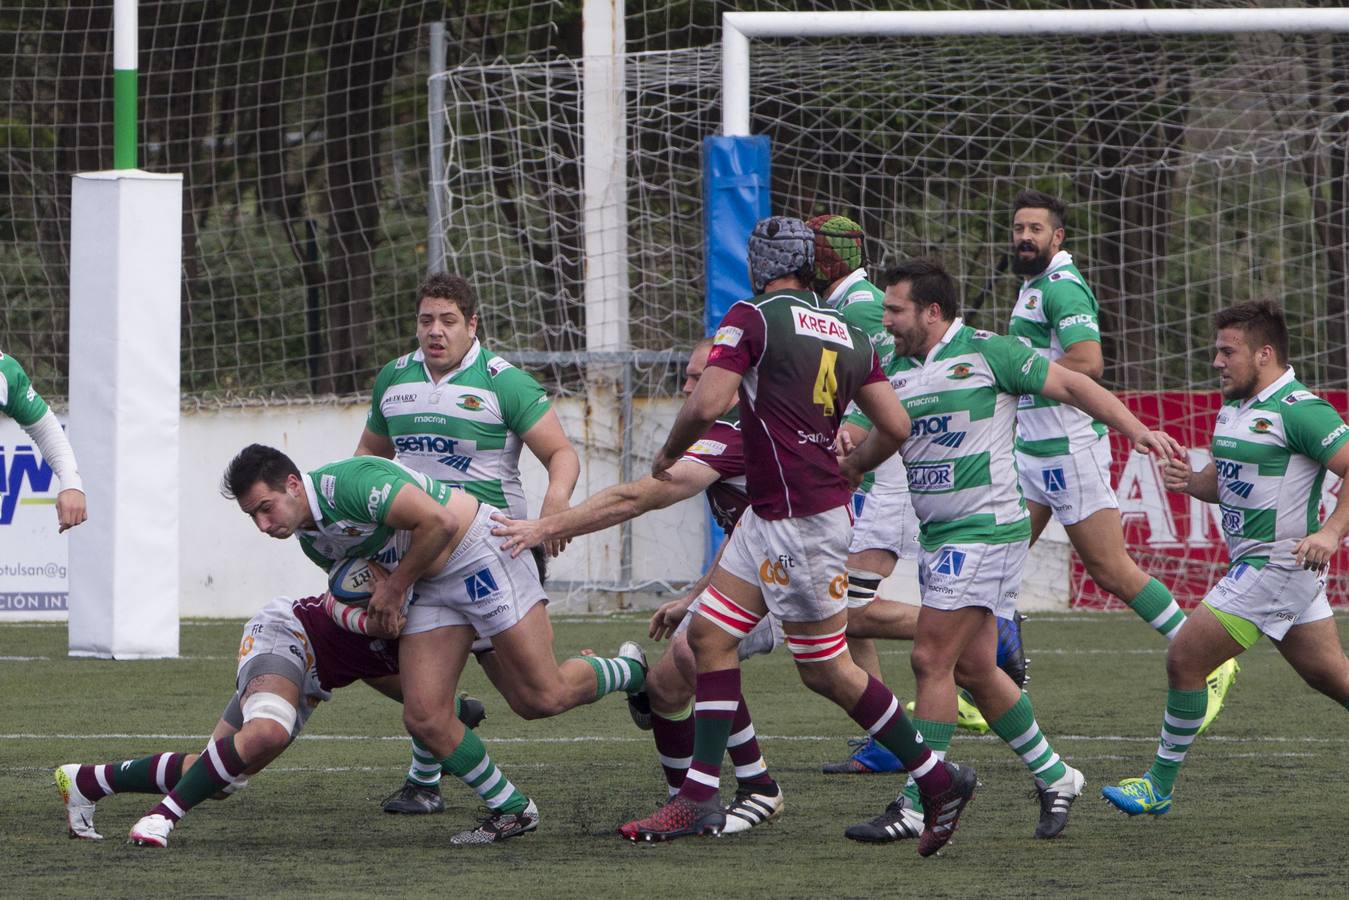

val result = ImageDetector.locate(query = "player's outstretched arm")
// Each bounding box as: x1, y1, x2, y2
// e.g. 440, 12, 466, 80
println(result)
521, 408, 582, 556
492, 460, 718, 557
1294, 441, 1349, 570
839, 381, 911, 485
1040, 362, 1184, 461
653, 366, 741, 479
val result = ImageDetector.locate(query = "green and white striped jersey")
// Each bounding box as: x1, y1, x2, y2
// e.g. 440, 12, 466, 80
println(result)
1210, 367, 1349, 567
843, 352, 919, 493
296, 455, 455, 571
0, 351, 49, 426
366, 340, 550, 517
826, 268, 896, 372
829, 269, 899, 493
1008, 251, 1107, 456
894, 319, 1049, 550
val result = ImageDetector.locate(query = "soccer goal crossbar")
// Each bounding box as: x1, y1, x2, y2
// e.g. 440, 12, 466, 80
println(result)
723, 8, 1349, 135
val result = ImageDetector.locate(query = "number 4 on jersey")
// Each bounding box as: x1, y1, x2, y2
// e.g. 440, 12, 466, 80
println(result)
813, 348, 839, 416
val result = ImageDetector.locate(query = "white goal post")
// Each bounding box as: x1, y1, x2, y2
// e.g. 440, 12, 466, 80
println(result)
722, 8, 1349, 136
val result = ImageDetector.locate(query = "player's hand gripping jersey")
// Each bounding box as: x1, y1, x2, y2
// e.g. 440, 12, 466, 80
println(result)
706, 289, 885, 519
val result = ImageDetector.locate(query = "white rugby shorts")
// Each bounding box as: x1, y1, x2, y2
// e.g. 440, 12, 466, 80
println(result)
235, 597, 330, 737
404, 504, 548, 638
1203, 561, 1332, 642
718, 505, 852, 624
1016, 435, 1118, 527
917, 540, 1027, 618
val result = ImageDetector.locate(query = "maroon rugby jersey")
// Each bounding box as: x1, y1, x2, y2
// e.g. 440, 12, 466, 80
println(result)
292, 595, 400, 690
680, 410, 749, 533
706, 289, 884, 519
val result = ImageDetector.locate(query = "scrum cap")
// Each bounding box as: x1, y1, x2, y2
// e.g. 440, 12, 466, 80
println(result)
748, 216, 815, 294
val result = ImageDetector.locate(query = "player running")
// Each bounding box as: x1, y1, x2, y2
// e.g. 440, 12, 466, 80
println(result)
354, 272, 581, 814
55, 592, 485, 846
808, 215, 1019, 778
222, 446, 645, 844
842, 257, 1181, 842
1008, 190, 1237, 728
1103, 300, 1349, 817
616, 217, 977, 856
0, 349, 85, 531
493, 338, 787, 834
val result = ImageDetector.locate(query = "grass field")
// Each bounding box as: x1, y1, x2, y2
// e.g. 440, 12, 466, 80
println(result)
4, 611, 1346, 899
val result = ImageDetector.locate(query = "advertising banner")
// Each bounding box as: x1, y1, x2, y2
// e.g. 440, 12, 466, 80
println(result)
1072, 391, 1347, 609
0, 416, 69, 619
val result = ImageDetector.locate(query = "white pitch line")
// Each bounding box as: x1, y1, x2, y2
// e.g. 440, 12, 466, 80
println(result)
0, 732, 1340, 746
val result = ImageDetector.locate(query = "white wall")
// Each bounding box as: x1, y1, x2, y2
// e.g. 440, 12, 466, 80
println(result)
180, 399, 1071, 617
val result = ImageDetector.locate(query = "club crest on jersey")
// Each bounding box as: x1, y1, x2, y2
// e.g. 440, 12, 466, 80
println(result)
458, 394, 485, 411
792, 308, 854, 349
1024, 296, 1039, 310
1249, 418, 1273, 435
343, 526, 362, 537
946, 363, 973, 380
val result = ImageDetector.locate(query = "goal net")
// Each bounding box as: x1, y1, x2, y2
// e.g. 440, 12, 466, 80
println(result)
441, 25, 1349, 606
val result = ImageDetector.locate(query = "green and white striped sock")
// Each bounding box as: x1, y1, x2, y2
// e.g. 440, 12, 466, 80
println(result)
992, 694, 1067, 785
1145, 688, 1207, 796
580, 654, 645, 699
405, 697, 464, 786
407, 737, 443, 787
442, 729, 528, 814
1128, 578, 1187, 641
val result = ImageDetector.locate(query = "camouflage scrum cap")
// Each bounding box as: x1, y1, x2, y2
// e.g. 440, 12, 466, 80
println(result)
747, 216, 815, 294
806, 214, 866, 291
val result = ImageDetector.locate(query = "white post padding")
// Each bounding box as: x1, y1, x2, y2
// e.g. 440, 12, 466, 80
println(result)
68, 170, 183, 659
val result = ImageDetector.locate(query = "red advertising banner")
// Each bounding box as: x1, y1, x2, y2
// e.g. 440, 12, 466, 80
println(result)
1071, 390, 1349, 609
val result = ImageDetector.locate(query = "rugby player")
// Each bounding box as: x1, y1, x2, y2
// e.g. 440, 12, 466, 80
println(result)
55, 593, 485, 846
222, 445, 644, 844
1008, 190, 1236, 728
842, 258, 1180, 842
617, 217, 978, 856
493, 339, 787, 833
353, 272, 581, 813
1103, 300, 1349, 816
0, 349, 85, 530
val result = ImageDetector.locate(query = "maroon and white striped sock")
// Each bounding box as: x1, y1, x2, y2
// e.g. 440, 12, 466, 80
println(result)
849, 675, 951, 797
725, 694, 773, 788
74, 752, 187, 800
650, 705, 694, 796
147, 737, 248, 823
677, 668, 741, 804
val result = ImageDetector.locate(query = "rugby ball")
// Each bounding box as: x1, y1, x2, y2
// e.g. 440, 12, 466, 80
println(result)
328, 557, 379, 607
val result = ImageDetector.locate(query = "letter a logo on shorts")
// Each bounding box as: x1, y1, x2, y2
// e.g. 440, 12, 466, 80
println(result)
933, 548, 966, 577
1042, 467, 1067, 493
464, 568, 500, 601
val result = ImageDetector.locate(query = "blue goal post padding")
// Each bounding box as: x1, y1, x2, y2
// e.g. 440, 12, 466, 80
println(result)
701, 134, 771, 571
